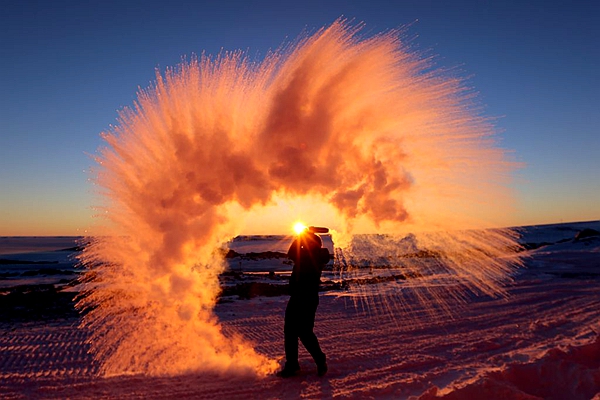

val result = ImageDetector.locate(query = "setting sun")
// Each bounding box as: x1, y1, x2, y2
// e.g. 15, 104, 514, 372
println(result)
293, 222, 308, 235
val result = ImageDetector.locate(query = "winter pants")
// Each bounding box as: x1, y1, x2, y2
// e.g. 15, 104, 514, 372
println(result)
284, 294, 326, 367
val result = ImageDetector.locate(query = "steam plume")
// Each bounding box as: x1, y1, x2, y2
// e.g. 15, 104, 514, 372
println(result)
78, 20, 521, 376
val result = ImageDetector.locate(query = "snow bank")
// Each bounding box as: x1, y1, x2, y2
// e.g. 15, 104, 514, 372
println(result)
418, 336, 600, 400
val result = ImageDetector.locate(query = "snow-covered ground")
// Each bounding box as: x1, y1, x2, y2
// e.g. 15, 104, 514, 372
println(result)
1, 221, 599, 399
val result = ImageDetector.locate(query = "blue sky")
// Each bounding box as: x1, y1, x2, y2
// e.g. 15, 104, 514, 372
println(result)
1, 0, 598, 235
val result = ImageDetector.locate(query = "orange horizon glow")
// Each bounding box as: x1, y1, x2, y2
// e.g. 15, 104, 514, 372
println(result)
2, 198, 600, 237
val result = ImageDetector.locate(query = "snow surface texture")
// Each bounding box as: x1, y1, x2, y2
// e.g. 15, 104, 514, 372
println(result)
1, 221, 599, 399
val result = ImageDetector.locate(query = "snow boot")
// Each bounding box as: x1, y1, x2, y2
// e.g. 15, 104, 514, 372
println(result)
277, 362, 300, 378
317, 356, 328, 377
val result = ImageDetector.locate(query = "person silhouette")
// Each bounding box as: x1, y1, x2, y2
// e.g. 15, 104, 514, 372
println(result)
277, 226, 329, 378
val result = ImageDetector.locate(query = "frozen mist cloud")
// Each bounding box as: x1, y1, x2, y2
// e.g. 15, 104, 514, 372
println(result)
78, 20, 522, 377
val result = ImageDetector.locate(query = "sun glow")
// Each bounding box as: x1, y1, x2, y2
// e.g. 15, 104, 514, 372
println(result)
293, 222, 308, 235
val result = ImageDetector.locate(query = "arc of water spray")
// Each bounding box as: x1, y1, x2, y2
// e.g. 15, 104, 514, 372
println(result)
78, 19, 521, 377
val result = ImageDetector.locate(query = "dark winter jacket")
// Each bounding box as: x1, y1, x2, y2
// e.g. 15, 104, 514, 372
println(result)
287, 232, 329, 297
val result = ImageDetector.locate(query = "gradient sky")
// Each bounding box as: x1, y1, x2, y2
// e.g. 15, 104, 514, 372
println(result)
1, 0, 598, 235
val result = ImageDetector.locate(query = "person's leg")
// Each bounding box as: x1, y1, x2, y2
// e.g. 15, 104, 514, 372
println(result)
280, 297, 300, 376
297, 297, 327, 374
